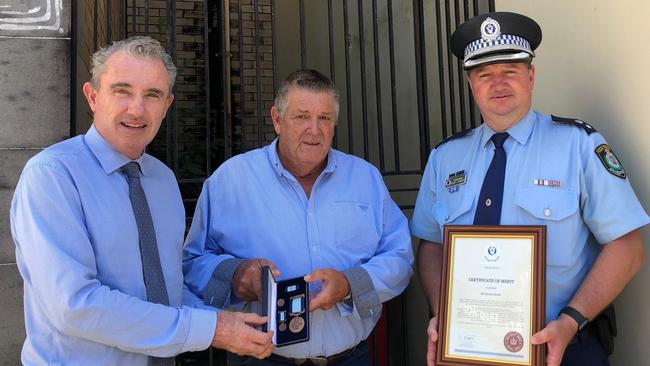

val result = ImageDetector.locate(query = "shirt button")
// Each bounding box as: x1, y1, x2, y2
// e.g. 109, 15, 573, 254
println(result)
485, 198, 492, 207
445, 215, 450, 222
544, 208, 552, 217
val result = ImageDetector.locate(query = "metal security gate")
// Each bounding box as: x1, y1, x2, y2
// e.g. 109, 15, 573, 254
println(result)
71, 1, 494, 365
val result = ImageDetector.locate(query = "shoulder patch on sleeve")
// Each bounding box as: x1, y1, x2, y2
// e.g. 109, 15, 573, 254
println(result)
551, 115, 597, 135
595, 144, 626, 179
434, 129, 473, 149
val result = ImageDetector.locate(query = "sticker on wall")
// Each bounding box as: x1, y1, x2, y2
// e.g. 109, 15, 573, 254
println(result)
0, 0, 63, 32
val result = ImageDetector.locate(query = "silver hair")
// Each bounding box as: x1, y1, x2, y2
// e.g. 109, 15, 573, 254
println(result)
89, 36, 176, 93
274, 69, 339, 118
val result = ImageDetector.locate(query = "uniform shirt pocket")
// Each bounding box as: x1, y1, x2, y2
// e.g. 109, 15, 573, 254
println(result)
432, 197, 474, 226
514, 188, 579, 221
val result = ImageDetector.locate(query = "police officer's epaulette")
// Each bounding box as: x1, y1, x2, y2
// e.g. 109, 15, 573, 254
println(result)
551, 115, 597, 135
434, 128, 473, 149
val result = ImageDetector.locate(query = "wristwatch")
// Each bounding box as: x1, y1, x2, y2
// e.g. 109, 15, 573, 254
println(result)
559, 306, 589, 331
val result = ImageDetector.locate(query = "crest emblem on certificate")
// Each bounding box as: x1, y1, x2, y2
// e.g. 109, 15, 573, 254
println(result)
504, 331, 524, 353
595, 144, 626, 179
484, 243, 500, 262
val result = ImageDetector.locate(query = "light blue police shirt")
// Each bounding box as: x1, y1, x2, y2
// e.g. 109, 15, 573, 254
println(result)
183, 138, 414, 358
10, 125, 216, 366
410, 110, 649, 323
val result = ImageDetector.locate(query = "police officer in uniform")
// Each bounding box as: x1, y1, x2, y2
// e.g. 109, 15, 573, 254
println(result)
411, 12, 648, 366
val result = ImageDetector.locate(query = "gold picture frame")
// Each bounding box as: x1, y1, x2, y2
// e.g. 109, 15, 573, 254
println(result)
436, 225, 546, 366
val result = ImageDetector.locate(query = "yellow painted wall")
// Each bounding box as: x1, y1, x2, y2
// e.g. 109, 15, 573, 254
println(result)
496, 1, 650, 364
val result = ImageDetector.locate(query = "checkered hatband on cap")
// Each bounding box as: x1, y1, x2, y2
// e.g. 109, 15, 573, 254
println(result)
464, 34, 532, 62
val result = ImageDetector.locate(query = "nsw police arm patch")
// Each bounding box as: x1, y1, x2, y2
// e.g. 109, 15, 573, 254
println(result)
595, 144, 626, 179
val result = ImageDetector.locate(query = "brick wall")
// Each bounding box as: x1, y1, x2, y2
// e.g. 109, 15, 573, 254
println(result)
128, 0, 209, 179
127, 0, 277, 171
229, 0, 275, 154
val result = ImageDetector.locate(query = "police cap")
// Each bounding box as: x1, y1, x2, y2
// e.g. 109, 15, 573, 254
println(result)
450, 12, 542, 70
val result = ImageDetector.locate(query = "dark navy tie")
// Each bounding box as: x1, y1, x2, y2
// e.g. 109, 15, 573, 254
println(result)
474, 132, 509, 225
122, 162, 174, 366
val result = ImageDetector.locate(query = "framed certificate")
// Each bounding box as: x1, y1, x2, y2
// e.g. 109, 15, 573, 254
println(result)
436, 225, 546, 366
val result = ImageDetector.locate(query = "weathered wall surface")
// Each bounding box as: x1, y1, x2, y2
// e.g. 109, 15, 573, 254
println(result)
0, 1, 71, 363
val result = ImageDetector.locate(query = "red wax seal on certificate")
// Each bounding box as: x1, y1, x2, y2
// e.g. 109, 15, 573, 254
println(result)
504, 331, 524, 352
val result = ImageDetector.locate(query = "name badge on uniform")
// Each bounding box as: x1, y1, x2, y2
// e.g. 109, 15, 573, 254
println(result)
445, 170, 467, 193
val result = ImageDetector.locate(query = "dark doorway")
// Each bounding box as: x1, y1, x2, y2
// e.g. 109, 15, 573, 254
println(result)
71, 1, 495, 364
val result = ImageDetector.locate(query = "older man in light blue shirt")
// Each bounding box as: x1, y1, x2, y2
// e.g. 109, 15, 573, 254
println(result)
183, 69, 414, 366
11, 36, 273, 366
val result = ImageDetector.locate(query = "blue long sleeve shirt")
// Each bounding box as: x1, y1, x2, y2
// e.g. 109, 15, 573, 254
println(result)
10, 125, 216, 366
183, 138, 414, 358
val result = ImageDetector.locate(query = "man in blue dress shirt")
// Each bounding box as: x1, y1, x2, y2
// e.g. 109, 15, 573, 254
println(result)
183, 69, 414, 365
411, 12, 648, 366
10, 36, 273, 365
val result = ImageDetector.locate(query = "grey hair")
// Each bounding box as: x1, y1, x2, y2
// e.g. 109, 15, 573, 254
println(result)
274, 69, 339, 118
90, 36, 176, 93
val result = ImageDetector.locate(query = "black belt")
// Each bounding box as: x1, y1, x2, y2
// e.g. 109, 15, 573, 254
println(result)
568, 320, 597, 346
267, 340, 365, 366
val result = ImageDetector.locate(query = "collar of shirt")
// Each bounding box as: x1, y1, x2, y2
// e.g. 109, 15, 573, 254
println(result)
266, 137, 339, 180
84, 124, 151, 176
479, 109, 536, 148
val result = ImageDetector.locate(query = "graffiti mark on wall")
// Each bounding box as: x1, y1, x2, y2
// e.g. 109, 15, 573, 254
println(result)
0, 0, 63, 32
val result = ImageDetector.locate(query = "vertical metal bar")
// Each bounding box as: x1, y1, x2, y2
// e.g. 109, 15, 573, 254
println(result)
372, 331, 378, 366
204, 0, 212, 175
239, 5, 245, 153
271, 0, 277, 94
166, 0, 178, 172
70, 0, 77, 136
357, 0, 369, 161
371, 0, 384, 171
119, 0, 129, 39
327, 0, 337, 149
444, 0, 458, 135
343, 0, 353, 154
387, 0, 400, 170
105, 0, 111, 43
299, 0, 306, 69
489, 0, 496, 11
454, 0, 467, 131
144, 0, 149, 35
222, 0, 232, 159
131, 0, 136, 34
468, 0, 478, 126
122, 0, 128, 39
434, 0, 448, 139
254, 0, 262, 147
327, 0, 336, 84
413, 0, 431, 168
93, 0, 98, 51
401, 297, 409, 366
